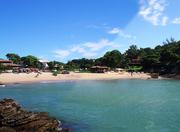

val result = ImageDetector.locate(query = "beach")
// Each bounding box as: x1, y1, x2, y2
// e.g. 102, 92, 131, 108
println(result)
0, 72, 151, 84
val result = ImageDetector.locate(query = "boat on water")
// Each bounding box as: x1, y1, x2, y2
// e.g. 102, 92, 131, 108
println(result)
0, 84, 6, 87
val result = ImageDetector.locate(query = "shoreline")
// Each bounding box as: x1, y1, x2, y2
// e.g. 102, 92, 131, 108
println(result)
2, 78, 154, 85
0, 72, 153, 85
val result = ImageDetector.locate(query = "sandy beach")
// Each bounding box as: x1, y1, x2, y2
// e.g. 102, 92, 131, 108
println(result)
0, 72, 151, 84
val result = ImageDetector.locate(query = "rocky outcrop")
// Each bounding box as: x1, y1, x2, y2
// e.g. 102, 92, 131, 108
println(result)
0, 98, 71, 132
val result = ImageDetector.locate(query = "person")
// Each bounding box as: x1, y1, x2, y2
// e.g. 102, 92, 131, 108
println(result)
35, 71, 41, 78
131, 70, 133, 76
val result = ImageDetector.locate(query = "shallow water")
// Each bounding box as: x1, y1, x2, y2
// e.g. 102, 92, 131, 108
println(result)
0, 79, 180, 132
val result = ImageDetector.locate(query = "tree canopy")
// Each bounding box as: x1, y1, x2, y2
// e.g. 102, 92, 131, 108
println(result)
21, 55, 40, 68
125, 45, 139, 60
95, 50, 122, 68
47, 61, 64, 70
66, 58, 94, 70
6, 53, 21, 64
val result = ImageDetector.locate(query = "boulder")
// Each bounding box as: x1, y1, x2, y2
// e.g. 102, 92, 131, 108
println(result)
0, 98, 71, 132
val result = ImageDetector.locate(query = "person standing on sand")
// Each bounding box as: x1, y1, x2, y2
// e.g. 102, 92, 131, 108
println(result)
130, 70, 133, 76
35, 73, 39, 78
35, 71, 41, 78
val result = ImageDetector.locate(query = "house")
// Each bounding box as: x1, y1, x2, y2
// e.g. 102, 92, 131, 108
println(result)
0, 60, 13, 65
129, 59, 142, 66
91, 66, 110, 73
39, 60, 49, 70
0, 60, 21, 68
128, 58, 143, 72
0, 60, 21, 72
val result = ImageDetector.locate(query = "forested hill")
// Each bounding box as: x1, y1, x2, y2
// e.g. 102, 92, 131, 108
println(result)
66, 39, 180, 74
1, 39, 180, 75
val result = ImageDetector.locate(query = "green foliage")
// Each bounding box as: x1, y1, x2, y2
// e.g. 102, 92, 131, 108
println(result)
128, 66, 143, 72
125, 45, 139, 60
66, 58, 94, 70
163, 37, 176, 45
63, 40, 180, 74
124, 40, 180, 74
47, 61, 64, 71
100, 50, 123, 68
21, 55, 40, 68
141, 55, 159, 69
0, 63, 10, 73
0, 63, 5, 73
6, 53, 21, 64
52, 71, 58, 76
139, 48, 160, 71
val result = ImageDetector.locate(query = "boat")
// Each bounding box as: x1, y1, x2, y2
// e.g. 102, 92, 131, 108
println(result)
0, 84, 6, 87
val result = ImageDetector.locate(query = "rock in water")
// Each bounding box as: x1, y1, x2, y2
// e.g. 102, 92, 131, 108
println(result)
0, 98, 71, 132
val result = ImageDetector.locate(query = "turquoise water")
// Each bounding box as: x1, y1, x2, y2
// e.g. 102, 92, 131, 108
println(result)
0, 79, 180, 132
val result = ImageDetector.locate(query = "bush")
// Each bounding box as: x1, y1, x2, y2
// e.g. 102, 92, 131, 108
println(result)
52, 71, 58, 76
0, 64, 6, 73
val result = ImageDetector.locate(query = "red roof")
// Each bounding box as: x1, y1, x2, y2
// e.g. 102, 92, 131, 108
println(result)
0, 60, 13, 63
5, 64, 21, 67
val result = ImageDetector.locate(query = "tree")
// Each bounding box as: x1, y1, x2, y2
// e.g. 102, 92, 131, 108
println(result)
163, 37, 176, 45
177, 59, 180, 73
139, 47, 160, 71
141, 55, 159, 71
160, 50, 178, 65
101, 50, 123, 68
0, 63, 5, 73
6, 53, 21, 64
125, 45, 139, 60
47, 61, 64, 71
21, 55, 40, 68
66, 58, 94, 70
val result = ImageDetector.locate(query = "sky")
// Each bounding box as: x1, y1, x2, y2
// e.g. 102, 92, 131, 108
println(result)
0, 0, 180, 62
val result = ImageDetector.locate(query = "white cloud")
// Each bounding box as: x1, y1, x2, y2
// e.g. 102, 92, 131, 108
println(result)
83, 39, 119, 51
108, 28, 121, 34
162, 16, 168, 26
54, 39, 120, 60
172, 17, 180, 24
139, 0, 169, 26
70, 46, 86, 53
54, 49, 70, 58
108, 28, 136, 39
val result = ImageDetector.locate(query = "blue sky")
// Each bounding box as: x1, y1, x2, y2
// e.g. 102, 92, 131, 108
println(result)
0, 0, 180, 62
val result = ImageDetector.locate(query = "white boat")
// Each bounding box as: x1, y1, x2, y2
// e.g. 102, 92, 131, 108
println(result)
0, 84, 6, 87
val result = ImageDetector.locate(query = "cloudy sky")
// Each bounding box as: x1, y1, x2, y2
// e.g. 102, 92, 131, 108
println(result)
0, 0, 180, 62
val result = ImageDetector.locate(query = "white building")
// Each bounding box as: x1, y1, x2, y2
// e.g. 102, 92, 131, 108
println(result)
39, 60, 49, 69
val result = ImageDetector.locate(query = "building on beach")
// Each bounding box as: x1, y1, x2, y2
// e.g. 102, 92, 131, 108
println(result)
39, 60, 49, 70
90, 66, 110, 73
0, 60, 21, 68
129, 59, 142, 66
0, 60, 21, 72
0, 60, 13, 65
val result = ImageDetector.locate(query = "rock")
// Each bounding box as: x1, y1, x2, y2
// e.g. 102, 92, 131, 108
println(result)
0, 98, 70, 132
150, 73, 159, 79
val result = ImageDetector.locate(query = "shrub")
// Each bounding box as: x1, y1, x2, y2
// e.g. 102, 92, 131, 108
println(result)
52, 71, 58, 76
